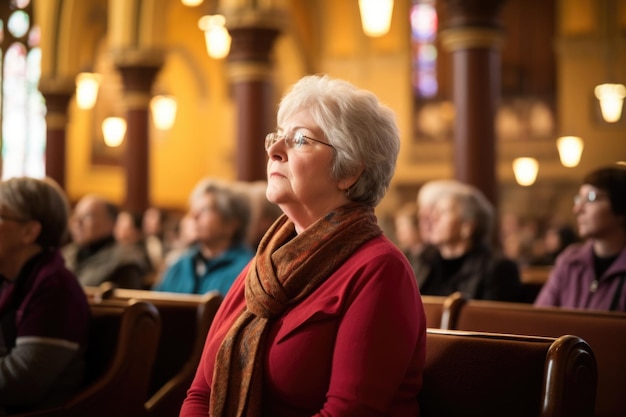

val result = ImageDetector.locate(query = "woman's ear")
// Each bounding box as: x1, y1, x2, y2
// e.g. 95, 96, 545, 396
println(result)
22, 221, 42, 245
338, 164, 365, 192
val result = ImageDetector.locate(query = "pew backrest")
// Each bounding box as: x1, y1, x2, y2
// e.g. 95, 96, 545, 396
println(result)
12, 299, 161, 417
443, 298, 626, 417
421, 329, 597, 417
104, 288, 223, 417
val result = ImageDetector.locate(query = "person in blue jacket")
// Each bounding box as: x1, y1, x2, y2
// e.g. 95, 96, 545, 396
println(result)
155, 178, 254, 295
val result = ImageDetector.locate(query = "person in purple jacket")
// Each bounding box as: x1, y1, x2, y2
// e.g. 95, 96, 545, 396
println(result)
0, 177, 90, 413
535, 165, 626, 311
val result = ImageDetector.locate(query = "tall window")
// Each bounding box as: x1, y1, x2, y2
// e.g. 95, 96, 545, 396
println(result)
0, 0, 45, 179
410, 0, 438, 99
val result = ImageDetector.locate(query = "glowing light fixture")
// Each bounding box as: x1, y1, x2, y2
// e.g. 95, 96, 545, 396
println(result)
556, 136, 584, 168
359, 0, 394, 37
150, 95, 177, 130
198, 15, 231, 59
102, 117, 126, 147
594, 83, 626, 123
75, 72, 101, 110
181, 0, 203, 6
512, 157, 539, 186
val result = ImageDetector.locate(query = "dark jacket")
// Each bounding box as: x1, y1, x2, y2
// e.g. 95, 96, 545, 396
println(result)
416, 243, 523, 302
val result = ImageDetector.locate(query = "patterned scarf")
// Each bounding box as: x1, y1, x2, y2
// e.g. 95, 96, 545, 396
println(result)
209, 202, 382, 417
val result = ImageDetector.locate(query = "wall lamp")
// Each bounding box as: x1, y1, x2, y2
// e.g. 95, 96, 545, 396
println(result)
556, 136, 584, 168
512, 157, 539, 186
75, 72, 101, 110
595, 83, 626, 123
150, 95, 177, 130
198, 14, 231, 59
359, 0, 394, 37
102, 117, 126, 147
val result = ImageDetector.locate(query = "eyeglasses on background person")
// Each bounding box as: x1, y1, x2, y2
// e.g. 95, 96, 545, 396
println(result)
573, 190, 607, 206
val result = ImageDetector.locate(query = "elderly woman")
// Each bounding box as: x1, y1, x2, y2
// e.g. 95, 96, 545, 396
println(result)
181, 75, 426, 417
0, 177, 89, 413
419, 183, 523, 302
155, 177, 254, 295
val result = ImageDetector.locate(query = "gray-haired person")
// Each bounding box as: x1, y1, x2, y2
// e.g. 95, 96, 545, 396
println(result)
0, 177, 89, 413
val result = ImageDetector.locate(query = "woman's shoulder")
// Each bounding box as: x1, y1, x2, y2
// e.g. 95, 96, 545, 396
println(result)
351, 234, 409, 263
555, 241, 589, 264
340, 234, 416, 283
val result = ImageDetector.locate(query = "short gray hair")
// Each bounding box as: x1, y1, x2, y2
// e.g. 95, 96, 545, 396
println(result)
435, 184, 495, 246
0, 177, 70, 248
277, 74, 400, 207
190, 178, 251, 245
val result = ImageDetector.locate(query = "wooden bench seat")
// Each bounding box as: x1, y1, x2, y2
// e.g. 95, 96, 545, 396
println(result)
421, 329, 597, 417
441, 296, 626, 417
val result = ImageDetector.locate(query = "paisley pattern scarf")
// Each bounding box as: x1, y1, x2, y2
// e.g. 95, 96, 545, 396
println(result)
209, 202, 382, 417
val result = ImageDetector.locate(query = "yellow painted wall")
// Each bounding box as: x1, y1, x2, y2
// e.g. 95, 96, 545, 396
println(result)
51, 0, 626, 221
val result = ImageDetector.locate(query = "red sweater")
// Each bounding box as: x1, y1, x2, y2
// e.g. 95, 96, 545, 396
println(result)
181, 235, 426, 417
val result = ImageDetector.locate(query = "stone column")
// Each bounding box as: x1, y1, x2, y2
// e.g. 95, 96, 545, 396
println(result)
224, 7, 285, 182
39, 79, 74, 190
439, 0, 508, 206
115, 54, 163, 214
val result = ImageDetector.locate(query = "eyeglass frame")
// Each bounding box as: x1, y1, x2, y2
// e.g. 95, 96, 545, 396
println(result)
573, 190, 608, 206
265, 132, 335, 152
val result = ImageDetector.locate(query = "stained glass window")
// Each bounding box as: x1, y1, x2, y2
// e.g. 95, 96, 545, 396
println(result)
0, 0, 45, 179
410, 0, 438, 98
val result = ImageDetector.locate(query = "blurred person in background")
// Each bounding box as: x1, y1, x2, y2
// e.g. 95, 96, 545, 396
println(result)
114, 210, 156, 288
0, 177, 89, 414
154, 178, 254, 296
535, 165, 626, 311
418, 183, 523, 301
530, 223, 578, 266
62, 195, 149, 289
393, 201, 423, 266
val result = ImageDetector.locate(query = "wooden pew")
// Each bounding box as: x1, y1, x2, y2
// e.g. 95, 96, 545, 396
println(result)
441, 296, 626, 417
421, 329, 597, 417
102, 288, 223, 417
14, 299, 161, 417
420, 293, 464, 329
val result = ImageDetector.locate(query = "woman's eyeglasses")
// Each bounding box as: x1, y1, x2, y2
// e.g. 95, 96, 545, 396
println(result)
573, 190, 607, 206
265, 132, 334, 152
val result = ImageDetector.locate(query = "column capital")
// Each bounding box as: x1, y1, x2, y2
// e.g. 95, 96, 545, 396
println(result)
38, 76, 74, 97
440, 27, 505, 52
227, 26, 281, 64
115, 59, 162, 108
39, 80, 74, 128
441, 0, 508, 30
111, 48, 165, 69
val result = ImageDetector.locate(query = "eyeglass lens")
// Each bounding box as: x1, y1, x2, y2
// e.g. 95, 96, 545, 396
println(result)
574, 190, 604, 205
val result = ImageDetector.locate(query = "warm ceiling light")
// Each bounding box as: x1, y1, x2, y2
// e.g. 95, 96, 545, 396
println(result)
150, 95, 177, 130
102, 117, 126, 147
181, 0, 203, 6
594, 83, 626, 123
512, 157, 539, 186
75, 72, 101, 110
556, 136, 584, 168
359, 0, 394, 37
198, 15, 231, 59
